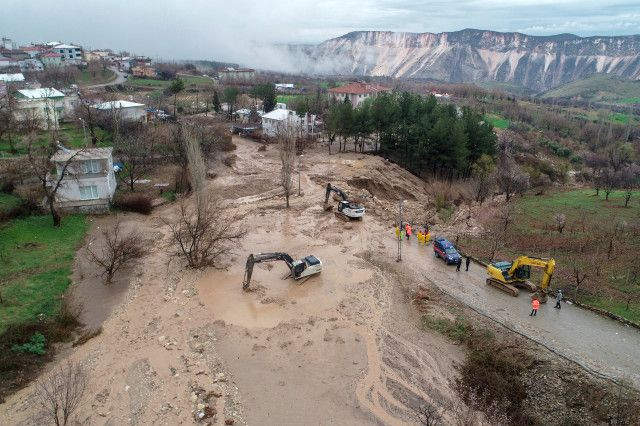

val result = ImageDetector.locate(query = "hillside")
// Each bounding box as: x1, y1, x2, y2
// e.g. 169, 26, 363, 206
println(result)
289, 29, 640, 91
540, 74, 640, 103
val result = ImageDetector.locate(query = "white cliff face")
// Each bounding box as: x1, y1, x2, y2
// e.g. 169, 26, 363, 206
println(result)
292, 29, 640, 91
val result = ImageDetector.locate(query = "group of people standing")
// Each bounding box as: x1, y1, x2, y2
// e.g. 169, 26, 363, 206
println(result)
395, 223, 432, 245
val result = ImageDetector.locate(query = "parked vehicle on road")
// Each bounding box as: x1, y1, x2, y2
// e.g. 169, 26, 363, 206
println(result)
433, 237, 461, 264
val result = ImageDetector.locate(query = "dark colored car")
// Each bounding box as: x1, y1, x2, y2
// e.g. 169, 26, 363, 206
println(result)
433, 237, 461, 265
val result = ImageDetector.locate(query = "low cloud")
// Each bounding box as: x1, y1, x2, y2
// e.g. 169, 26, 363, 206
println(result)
0, 0, 638, 71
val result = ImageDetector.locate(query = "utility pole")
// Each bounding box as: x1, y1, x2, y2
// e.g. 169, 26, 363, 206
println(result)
397, 200, 404, 262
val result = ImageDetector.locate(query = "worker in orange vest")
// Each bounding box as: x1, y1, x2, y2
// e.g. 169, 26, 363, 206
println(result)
405, 223, 412, 240
530, 298, 540, 316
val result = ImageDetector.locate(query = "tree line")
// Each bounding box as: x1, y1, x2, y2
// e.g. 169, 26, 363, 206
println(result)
326, 92, 497, 179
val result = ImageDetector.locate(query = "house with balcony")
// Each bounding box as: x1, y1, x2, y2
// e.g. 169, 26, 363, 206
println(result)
50, 147, 117, 213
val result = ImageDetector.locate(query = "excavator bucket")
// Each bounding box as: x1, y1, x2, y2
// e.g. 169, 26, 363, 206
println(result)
242, 254, 254, 291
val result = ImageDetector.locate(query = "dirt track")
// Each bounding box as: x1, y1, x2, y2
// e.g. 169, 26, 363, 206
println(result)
2, 136, 639, 425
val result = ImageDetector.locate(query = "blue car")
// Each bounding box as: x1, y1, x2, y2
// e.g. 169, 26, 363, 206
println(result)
433, 238, 461, 265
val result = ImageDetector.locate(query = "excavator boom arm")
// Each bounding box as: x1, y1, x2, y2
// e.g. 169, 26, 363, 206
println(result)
325, 183, 349, 203
243, 252, 295, 290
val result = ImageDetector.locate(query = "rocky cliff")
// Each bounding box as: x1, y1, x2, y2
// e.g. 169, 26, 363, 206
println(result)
291, 29, 640, 91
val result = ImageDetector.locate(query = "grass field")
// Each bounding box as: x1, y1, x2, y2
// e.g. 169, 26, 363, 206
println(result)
76, 68, 117, 86
126, 75, 215, 89
618, 97, 640, 105
0, 125, 112, 157
540, 74, 640, 102
464, 189, 640, 323
276, 95, 302, 106
0, 193, 21, 213
0, 215, 88, 334
485, 114, 509, 129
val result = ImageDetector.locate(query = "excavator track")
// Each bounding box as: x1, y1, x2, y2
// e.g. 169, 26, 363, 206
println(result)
514, 280, 537, 292
334, 211, 350, 221
486, 278, 519, 297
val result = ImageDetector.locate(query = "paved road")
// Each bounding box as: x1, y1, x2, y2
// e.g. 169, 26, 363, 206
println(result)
84, 67, 127, 88
401, 239, 640, 387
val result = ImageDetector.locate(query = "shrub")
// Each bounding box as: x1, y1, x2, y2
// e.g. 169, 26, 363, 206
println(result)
458, 333, 535, 425
421, 315, 471, 343
161, 190, 176, 202
113, 193, 153, 215
11, 332, 47, 355
222, 155, 237, 167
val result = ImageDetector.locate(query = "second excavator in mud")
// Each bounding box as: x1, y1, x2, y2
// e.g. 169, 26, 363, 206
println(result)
486, 256, 556, 302
242, 252, 323, 290
323, 183, 365, 220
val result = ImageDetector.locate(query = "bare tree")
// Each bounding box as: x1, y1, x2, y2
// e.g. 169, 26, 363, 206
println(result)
553, 213, 566, 234
114, 130, 154, 192
86, 222, 146, 283
35, 361, 87, 426
166, 134, 243, 268
277, 120, 297, 208
470, 154, 495, 203
26, 137, 82, 226
167, 201, 243, 268
618, 164, 639, 208
601, 167, 617, 201
495, 133, 529, 202
572, 265, 588, 302
74, 91, 101, 146
414, 403, 444, 426
496, 203, 517, 231
0, 85, 18, 153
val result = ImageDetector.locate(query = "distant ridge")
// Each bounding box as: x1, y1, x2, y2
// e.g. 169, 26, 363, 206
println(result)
288, 29, 640, 91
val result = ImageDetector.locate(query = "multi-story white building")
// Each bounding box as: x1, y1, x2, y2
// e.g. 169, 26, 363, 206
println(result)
50, 43, 83, 62
50, 147, 117, 214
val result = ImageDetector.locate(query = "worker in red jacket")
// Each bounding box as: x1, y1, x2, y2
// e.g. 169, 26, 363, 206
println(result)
530, 298, 540, 316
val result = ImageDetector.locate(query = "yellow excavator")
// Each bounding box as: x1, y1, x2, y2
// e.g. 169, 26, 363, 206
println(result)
486, 256, 556, 302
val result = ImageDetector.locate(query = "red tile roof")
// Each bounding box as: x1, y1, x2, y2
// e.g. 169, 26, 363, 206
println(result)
42, 52, 62, 58
328, 81, 391, 95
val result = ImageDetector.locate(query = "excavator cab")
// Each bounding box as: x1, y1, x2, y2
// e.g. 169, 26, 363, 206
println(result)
291, 255, 321, 278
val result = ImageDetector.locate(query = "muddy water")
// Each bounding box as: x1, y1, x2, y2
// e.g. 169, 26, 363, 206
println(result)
195, 218, 374, 328
398, 237, 640, 387
69, 217, 139, 330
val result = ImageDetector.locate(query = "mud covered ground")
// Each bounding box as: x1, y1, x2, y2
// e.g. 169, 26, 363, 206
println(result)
2, 136, 639, 425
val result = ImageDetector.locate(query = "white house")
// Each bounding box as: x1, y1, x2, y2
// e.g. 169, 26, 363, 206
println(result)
0, 73, 25, 82
93, 100, 147, 122
261, 108, 316, 137
328, 81, 391, 108
15, 88, 66, 129
50, 147, 117, 213
275, 83, 295, 92
50, 43, 83, 62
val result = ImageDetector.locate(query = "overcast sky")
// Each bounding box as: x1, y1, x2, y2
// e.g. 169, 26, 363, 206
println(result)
2, 0, 639, 65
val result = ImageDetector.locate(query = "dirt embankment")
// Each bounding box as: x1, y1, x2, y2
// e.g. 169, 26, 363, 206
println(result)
1, 136, 638, 425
